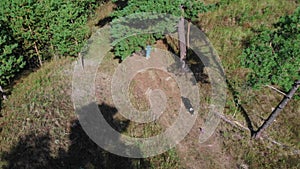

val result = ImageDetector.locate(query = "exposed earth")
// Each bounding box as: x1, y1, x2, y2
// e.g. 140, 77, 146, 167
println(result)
94, 40, 235, 168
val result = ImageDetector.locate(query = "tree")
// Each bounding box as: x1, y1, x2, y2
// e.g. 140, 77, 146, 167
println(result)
0, 0, 99, 87
0, 19, 25, 86
111, 0, 214, 61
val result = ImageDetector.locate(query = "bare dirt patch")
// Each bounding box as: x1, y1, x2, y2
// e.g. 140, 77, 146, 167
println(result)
94, 40, 235, 168
129, 69, 181, 125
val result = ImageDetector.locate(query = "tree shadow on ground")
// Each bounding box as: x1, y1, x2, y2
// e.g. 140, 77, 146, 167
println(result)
165, 48, 210, 86
186, 49, 209, 84
226, 80, 255, 136
163, 34, 209, 85
1, 103, 149, 169
95, 0, 129, 28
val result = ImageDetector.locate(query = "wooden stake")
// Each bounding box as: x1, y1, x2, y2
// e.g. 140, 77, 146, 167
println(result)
178, 5, 187, 71
178, 17, 186, 61
187, 22, 191, 49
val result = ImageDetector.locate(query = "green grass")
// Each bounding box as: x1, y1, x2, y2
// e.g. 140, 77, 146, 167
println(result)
199, 0, 300, 168
0, 57, 75, 167
201, 0, 298, 73
1, 0, 300, 168
0, 55, 182, 169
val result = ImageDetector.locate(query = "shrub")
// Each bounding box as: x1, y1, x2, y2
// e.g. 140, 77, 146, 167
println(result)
240, 7, 300, 91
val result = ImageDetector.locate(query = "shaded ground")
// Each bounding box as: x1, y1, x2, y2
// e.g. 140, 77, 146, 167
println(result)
2, 116, 147, 169
0, 58, 149, 169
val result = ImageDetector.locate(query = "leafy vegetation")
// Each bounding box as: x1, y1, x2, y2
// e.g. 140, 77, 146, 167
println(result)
0, 0, 100, 86
240, 7, 300, 92
0, 20, 25, 86
110, 0, 215, 60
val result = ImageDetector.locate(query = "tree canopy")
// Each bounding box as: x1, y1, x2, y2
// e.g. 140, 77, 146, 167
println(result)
111, 0, 214, 60
0, 0, 99, 86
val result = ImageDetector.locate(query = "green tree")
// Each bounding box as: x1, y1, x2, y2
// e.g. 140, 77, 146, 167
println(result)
0, 0, 99, 86
0, 20, 25, 86
111, 0, 214, 60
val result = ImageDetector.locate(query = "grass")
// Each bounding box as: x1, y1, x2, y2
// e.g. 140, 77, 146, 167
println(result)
199, 0, 300, 168
0, 53, 182, 169
0, 57, 75, 167
201, 0, 298, 73
1, 0, 300, 168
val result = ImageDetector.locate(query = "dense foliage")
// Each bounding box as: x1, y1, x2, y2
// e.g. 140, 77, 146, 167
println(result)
0, 20, 26, 86
240, 7, 300, 91
111, 0, 214, 60
0, 0, 98, 86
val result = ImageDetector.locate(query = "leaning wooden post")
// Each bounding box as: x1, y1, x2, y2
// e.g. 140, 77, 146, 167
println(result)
253, 80, 300, 139
187, 22, 191, 49
178, 5, 187, 70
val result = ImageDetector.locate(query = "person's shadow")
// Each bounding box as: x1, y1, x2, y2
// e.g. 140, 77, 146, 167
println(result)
1, 103, 149, 169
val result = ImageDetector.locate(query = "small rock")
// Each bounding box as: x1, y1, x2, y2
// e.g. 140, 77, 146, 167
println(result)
240, 163, 249, 169
55, 139, 59, 144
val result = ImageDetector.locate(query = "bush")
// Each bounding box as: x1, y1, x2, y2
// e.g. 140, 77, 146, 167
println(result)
240, 7, 300, 91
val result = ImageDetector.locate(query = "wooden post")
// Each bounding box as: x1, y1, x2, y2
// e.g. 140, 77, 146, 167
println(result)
178, 5, 187, 70
187, 22, 191, 49
253, 80, 300, 139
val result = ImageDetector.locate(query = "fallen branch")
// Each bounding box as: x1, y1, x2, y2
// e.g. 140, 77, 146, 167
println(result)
253, 80, 300, 139
261, 136, 288, 148
28, 23, 43, 67
33, 41, 43, 67
216, 113, 249, 131
216, 112, 300, 155
265, 84, 287, 96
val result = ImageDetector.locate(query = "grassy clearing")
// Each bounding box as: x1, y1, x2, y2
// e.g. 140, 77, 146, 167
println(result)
201, 0, 298, 73
199, 0, 300, 168
0, 54, 181, 169
0, 2, 182, 168
0, 57, 75, 167
1, 0, 299, 168
96, 49, 182, 168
